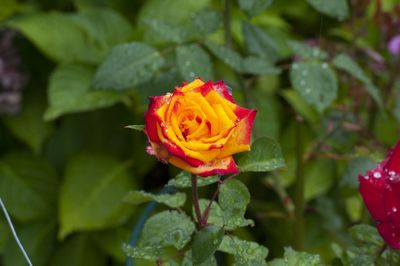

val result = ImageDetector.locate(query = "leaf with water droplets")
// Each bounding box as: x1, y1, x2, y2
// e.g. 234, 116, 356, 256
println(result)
218, 235, 268, 265
269, 247, 322, 266
192, 9, 221, 35
238, 137, 286, 172
205, 41, 244, 72
92, 42, 165, 90
181, 250, 217, 266
287, 40, 328, 61
219, 179, 253, 230
176, 44, 214, 81
242, 22, 280, 63
122, 244, 161, 261
349, 224, 384, 247
138, 210, 195, 250
333, 53, 383, 108
238, 0, 273, 17
192, 225, 224, 264
281, 90, 320, 123
168, 171, 220, 188
243, 57, 281, 75
307, 0, 349, 21
142, 18, 191, 43
123, 190, 186, 208
290, 61, 338, 112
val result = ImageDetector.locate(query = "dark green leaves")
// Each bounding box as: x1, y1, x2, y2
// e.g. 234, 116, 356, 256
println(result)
333, 53, 383, 108
269, 247, 322, 266
176, 44, 214, 81
288, 41, 328, 61
193, 10, 221, 35
205, 41, 244, 72
307, 0, 349, 20
219, 179, 253, 230
238, 0, 273, 17
0, 153, 58, 222
92, 42, 165, 90
192, 225, 224, 264
167, 171, 220, 188
219, 235, 269, 265
59, 153, 134, 238
123, 190, 186, 208
138, 210, 195, 250
290, 62, 338, 112
45, 64, 124, 120
238, 137, 285, 172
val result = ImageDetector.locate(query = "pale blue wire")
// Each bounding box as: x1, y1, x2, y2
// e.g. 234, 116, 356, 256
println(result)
0, 197, 33, 266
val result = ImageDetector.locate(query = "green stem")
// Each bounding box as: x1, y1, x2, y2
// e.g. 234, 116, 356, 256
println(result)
294, 116, 305, 250
223, 0, 232, 48
191, 174, 204, 227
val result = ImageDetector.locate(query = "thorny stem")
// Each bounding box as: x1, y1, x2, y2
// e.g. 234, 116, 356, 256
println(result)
191, 174, 204, 227
294, 115, 305, 250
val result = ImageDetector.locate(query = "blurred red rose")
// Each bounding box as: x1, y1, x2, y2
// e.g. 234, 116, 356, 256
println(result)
359, 141, 400, 249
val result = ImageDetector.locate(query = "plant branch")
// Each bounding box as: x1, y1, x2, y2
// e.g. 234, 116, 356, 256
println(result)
202, 179, 223, 224
191, 174, 204, 227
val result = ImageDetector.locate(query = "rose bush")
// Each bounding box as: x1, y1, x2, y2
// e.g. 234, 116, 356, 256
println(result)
359, 141, 400, 249
144, 78, 256, 177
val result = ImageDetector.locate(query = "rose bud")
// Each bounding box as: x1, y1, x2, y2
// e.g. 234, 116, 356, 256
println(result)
144, 78, 256, 177
359, 141, 400, 249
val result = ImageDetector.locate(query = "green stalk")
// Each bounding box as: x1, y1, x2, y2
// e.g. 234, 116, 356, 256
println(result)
294, 116, 305, 250
191, 174, 204, 227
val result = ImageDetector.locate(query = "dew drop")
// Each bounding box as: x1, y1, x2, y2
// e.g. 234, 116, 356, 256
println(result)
373, 172, 381, 178
393, 207, 397, 212
322, 63, 328, 69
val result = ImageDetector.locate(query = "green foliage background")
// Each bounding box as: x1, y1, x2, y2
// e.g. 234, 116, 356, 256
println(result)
1, 0, 400, 265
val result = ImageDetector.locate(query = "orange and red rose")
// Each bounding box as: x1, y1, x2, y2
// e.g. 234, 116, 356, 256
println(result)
144, 79, 256, 177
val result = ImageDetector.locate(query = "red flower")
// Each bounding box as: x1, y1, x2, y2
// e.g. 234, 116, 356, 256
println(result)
144, 79, 256, 177
359, 141, 400, 249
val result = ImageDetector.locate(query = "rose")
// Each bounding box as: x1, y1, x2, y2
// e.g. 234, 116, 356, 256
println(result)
144, 78, 256, 177
359, 141, 400, 249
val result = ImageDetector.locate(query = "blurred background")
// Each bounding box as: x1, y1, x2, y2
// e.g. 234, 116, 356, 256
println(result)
1, 0, 400, 265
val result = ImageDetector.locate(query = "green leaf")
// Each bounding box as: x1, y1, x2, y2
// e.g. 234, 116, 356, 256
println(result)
287, 41, 328, 61
218, 235, 268, 265
0, 0, 25, 21
238, 0, 273, 17
44, 63, 125, 121
205, 41, 243, 72
192, 225, 224, 264
340, 157, 376, 190
0, 152, 58, 222
123, 190, 186, 208
332, 53, 383, 108
182, 250, 217, 266
238, 137, 285, 172
290, 62, 338, 112
243, 57, 281, 75
142, 18, 191, 43
349, 224, 384, 247
3, 221, 57, 266
192, 9, 221, 35
93, 227, 131, 263
92, 42, 165, 90
9, 12, 100, 63
167, 171, 220, 188
70, 8, 133, 59
50, 235, 107, 266
269, 247, 322, 266
307, 0, 349, 20
138, 210, 195, 250
122, 244, 161, 261
304, 159, 335, 201
125, 125, 145, 131
242, 22, 280, 63
0, 219, 8, 254
176, 44, 214, 81
281, 90, 319, 123
219, 179, 253, 230
3, 90, 53, 153
59, 153, 134, 238
194, 199, 224, 227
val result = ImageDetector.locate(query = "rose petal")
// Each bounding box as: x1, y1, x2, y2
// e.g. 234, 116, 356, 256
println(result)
383, 141, 400, 175
213, 80, 235, 103
219, 109, 256, 158
359, 170, 390, 222
169, 155, 239, 177
144, 95, 170, 143
377, 222, 400, 249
